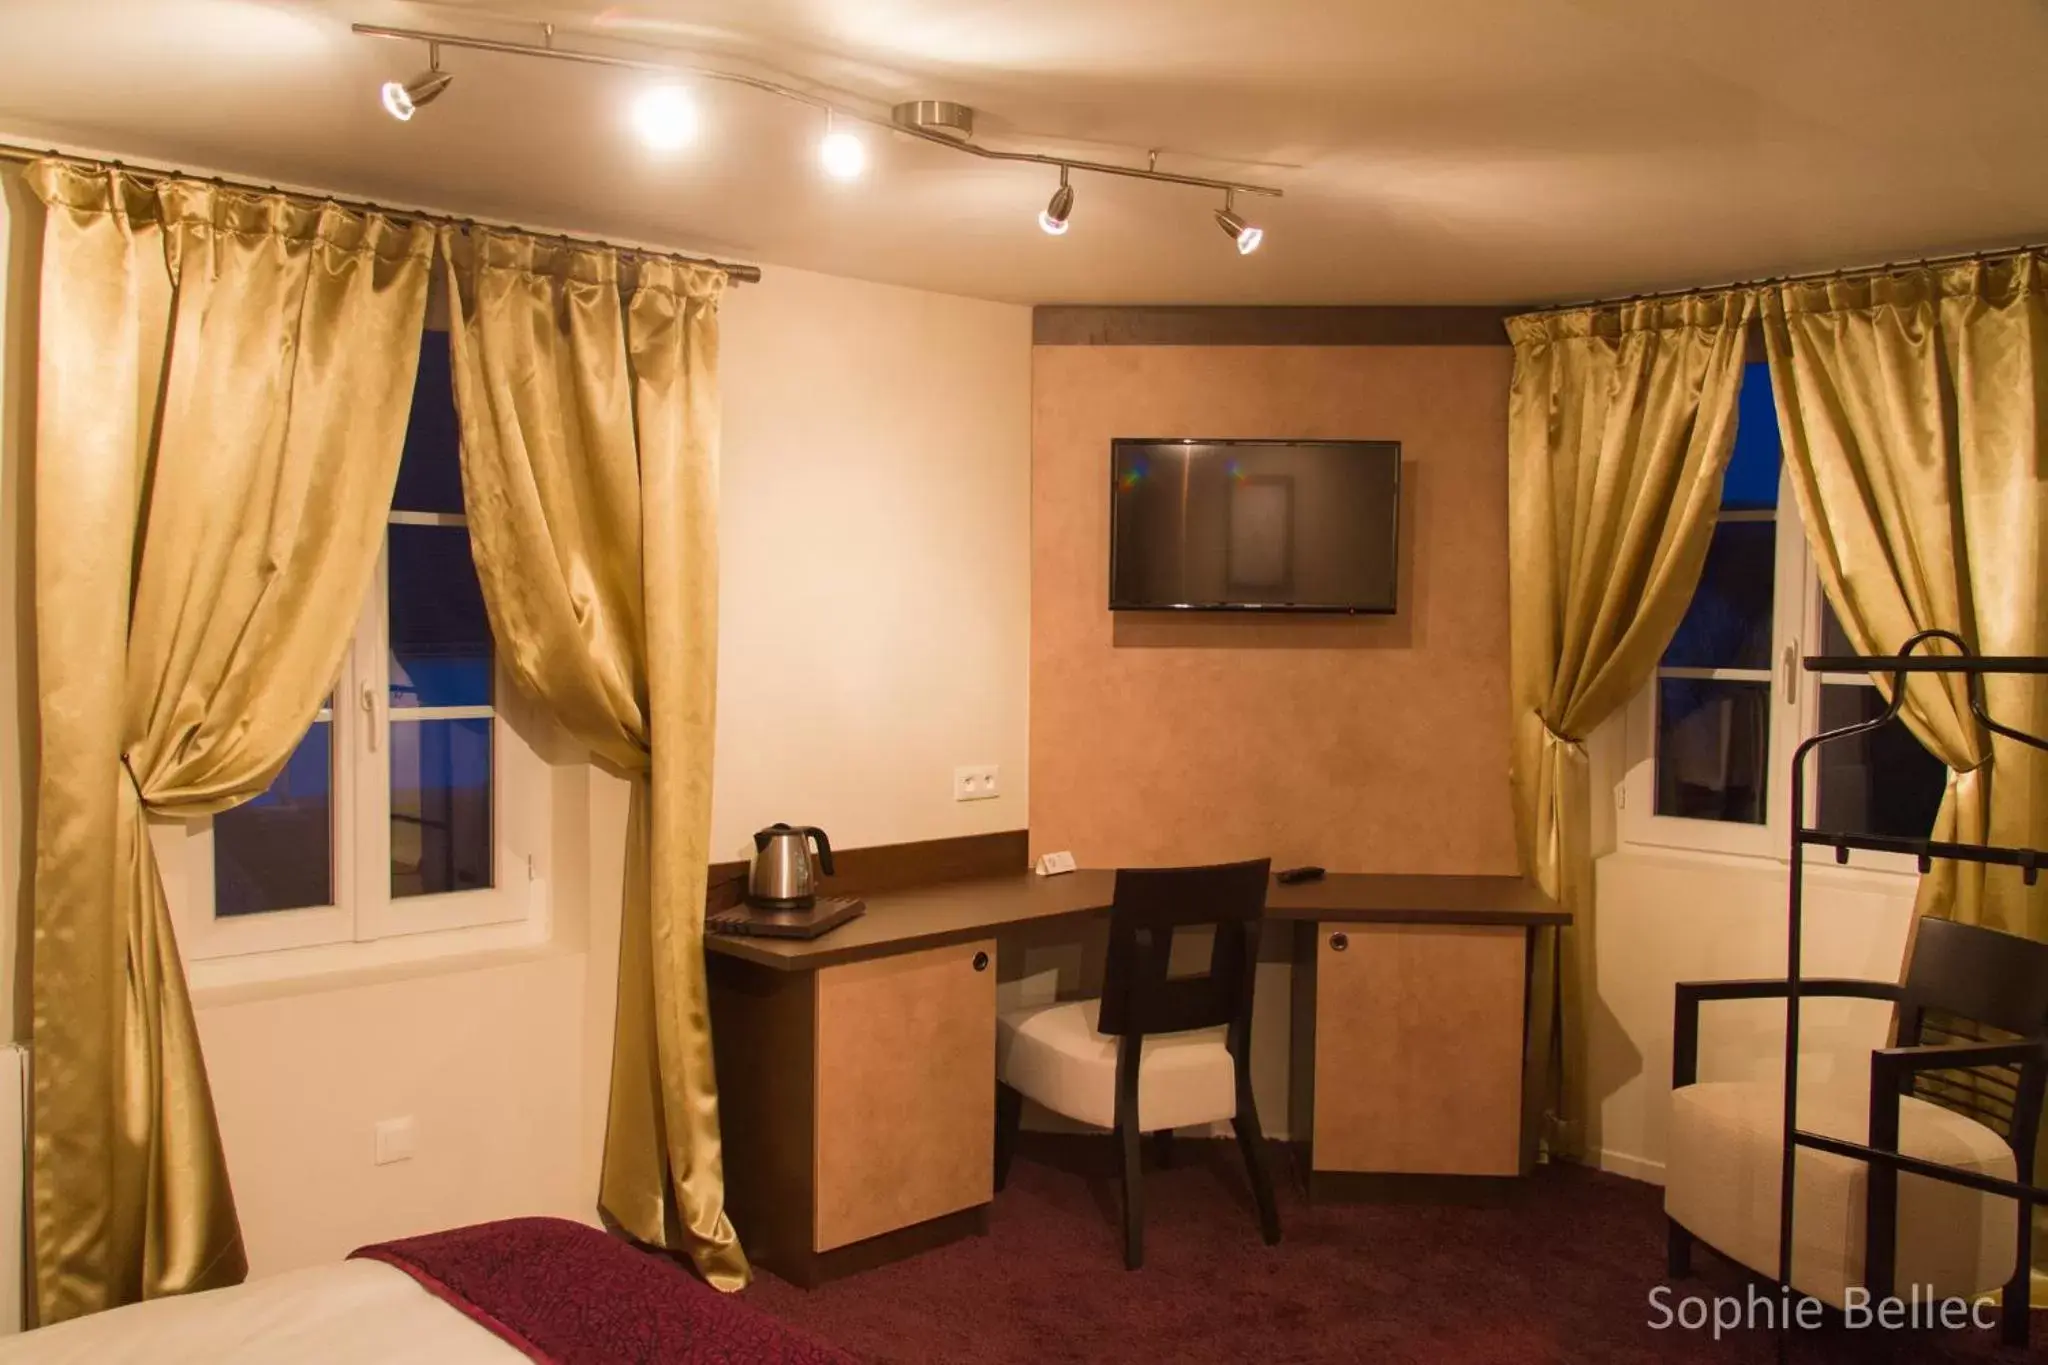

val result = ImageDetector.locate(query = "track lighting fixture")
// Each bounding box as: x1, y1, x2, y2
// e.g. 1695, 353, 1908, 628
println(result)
1214, 189, 1263, 255
354, 24, 1286, 249
381, 43, 452, 122
632, 85, 698, 151
1039, 165, 1074, 235
819, 114, 866, 180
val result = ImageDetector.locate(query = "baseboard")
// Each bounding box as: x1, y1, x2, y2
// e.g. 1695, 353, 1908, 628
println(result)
1594, 1147, 1665, 1185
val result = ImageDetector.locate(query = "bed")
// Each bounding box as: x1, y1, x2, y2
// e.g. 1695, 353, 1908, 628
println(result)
0, 1217, 854, 1364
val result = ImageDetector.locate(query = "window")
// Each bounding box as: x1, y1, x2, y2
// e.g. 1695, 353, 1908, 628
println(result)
172, 334, 547, 962
1622, 361, 1948, 865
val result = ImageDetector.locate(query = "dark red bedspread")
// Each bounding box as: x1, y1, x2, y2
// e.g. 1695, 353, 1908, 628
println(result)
351, 1217, 857, 1365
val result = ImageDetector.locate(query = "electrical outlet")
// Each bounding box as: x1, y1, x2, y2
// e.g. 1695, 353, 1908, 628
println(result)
953, 764, 1000, 802
374, 1116, 417, 1166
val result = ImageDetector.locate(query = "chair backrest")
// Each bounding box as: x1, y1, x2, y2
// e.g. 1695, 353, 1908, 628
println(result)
1898, 916, 2048, 1147
1094, 859, 1271, 1040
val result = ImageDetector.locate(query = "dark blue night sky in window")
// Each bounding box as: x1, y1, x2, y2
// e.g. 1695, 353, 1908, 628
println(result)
390, 332, 494, 715
1720, 361, 1781, 512
1661, 363, 1781, 670
395, 332, 467, 516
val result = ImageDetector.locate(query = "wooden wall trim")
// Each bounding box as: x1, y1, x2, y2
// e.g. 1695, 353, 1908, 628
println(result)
707, 829, 1031, 911
1032, 305, 1518, 347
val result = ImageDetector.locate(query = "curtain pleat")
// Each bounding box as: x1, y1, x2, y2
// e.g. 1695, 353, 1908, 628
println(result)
1506, 289, 1755, 1157
27, 160, 431, 1323
438, 229, 745, 1288
1761, 256, 2048, 939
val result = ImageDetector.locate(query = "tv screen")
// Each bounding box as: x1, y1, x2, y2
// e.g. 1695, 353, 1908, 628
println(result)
1109, 439, 1401, 613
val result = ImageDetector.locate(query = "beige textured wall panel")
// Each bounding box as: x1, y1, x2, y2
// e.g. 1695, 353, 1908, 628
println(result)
1030, 344, 1519, 873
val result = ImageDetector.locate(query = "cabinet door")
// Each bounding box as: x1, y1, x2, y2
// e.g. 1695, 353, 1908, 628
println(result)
813, 939, 996, 1251
1312, 923, 1525, 1176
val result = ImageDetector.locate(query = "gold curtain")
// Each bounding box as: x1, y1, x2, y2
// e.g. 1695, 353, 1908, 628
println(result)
438, 228, 745, 1288
1761, 256, 2048, 939
1506, 289, 1756, 1157
27, 161, 431, 1323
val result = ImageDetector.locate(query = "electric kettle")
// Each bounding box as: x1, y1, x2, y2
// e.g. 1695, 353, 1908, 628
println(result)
748, 824, 836, 909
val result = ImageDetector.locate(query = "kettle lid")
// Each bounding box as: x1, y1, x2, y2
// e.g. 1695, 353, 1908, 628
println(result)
754, 822, 795, 851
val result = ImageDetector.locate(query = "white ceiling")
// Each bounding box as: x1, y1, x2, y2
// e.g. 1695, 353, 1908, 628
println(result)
3, 0, 2046, 305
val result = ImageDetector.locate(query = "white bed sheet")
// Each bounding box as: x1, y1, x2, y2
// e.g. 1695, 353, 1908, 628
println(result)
0, 1259, 526, 1364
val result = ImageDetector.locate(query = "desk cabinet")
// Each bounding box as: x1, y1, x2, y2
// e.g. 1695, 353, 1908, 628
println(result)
815, 944, 995, 1250
711, 938, 996, 1283
1292, 921, 1530, 1188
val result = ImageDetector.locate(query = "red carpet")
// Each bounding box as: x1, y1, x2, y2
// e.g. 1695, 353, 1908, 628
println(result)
743, 1138, 2045, 1364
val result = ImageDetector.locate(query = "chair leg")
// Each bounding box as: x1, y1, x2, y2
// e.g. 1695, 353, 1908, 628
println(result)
2003, 1196, 2032, 1349
1667, 1217, 1693, 1278
2002, 1277, 2029, 1350
1114, 1034, 1144, 1269
1151, 1128, 1174, 1169
1118, 1103, 1144, 1269
994, 1082, 1023, 1193
1233, 1096, 1282, 1246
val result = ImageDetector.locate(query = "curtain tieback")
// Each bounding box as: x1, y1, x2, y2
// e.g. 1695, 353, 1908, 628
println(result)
1536, 715, 1583, 749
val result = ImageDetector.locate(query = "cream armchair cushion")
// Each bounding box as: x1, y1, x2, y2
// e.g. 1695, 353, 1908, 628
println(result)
997, 998, 1236, 1132
1666, 1073, 2018, 1308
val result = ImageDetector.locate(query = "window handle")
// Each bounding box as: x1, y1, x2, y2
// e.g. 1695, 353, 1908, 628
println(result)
1781, 642, 1800, 706
360, 680, 381, 752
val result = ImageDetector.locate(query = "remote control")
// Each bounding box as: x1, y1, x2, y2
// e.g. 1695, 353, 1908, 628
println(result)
1276, 865, 1326, 884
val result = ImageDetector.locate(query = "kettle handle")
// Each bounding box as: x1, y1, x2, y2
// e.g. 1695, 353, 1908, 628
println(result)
754, 822, 793, 854
802, 827, 836, 877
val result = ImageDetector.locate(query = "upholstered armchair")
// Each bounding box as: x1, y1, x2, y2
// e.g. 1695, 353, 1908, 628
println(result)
1664, 916, 2048, 1348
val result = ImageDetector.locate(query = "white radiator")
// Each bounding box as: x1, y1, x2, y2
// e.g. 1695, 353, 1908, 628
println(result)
0, 1044, 22, 1335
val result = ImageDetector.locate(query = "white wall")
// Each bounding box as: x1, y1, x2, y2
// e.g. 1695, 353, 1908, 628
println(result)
1584, 716, 1919, 1184
711, 267, 1031, 857
0, 163, 1034, 1277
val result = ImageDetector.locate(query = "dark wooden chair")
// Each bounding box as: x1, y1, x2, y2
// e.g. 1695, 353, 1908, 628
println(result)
1667, 915, 2048, 1347
992, 858, 1280, 1268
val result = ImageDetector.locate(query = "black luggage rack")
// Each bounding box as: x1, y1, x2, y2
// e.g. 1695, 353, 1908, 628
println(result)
1778, 629, 2048, 1340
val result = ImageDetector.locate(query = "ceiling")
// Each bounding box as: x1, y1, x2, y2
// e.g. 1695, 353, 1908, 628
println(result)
3, 0, 2046, 305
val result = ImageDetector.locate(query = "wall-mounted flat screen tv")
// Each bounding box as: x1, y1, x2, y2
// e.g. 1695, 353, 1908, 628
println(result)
1109, 439, 1401, 613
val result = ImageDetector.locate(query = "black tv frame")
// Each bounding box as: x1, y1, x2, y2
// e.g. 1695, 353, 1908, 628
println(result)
1107, 437, 1402, 615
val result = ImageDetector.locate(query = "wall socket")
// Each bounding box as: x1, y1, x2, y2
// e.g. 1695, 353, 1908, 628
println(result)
953, 764, 1000, 802
374, 1116, 418, 1166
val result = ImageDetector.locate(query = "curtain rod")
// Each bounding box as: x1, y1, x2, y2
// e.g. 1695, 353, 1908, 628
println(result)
1534, 238, 2048, 317
0, 140, 764, 284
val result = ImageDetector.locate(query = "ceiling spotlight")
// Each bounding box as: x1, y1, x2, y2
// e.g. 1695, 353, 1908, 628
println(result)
1214, 189, 1264, 255
381, 43, 451, 122
632, 85, 699, 152
1039, 165, 1074, 236
819, 114, 867, 180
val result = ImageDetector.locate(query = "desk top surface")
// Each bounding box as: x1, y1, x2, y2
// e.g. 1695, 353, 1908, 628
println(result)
705, 870, 1564, 972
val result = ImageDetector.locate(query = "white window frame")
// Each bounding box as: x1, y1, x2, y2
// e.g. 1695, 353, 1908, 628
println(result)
1619, 469, 1926, 879
168, 507, 549, 964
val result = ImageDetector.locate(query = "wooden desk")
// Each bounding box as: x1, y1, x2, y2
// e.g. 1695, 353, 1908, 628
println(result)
704, 870, 1560, 970
706, 871, 1563, 1284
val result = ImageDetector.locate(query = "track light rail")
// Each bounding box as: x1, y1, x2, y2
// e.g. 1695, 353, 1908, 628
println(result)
351, 22, 1284, 202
